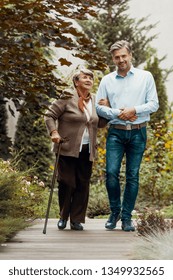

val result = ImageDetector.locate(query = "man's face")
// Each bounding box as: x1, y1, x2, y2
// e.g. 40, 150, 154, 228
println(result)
112, 47, 132, 75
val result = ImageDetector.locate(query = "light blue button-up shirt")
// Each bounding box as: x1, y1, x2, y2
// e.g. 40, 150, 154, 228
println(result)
96, 66, 159, 125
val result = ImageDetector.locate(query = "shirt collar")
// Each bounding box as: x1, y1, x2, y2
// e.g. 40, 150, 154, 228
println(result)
115, 65, 135, 78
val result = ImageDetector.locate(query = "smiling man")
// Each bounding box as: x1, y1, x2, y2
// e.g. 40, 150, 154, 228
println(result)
96, 40, 159, 231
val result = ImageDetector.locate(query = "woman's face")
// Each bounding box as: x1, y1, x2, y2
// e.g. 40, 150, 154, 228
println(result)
75, 73, 94, 91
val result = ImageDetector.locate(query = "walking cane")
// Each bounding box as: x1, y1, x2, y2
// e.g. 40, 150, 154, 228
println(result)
43, 141, 62, 234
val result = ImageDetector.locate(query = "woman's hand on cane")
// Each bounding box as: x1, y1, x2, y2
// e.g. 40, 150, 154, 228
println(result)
51, 130, 61, 143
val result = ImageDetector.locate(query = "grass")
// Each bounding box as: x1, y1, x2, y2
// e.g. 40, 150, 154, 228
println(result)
132, 229, 173, 260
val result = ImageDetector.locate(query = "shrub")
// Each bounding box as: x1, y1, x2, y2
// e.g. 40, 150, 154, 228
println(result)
136, 210, 173, 237
131, 210, 173, 259
0, 218, 27, 244
0, 159, 59, 243
13, 112, 53, 184
137, 114, 173, 210
87, 183, 110, 218
0, 159, 45, 219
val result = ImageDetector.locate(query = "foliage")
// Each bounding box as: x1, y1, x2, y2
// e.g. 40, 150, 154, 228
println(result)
91, 127, 107, 185
137, 109, 173, 210
0, 0, 106, 115
145, 56, 169, 126
0, 158, 59, 242
136, 210, 173, 237
132, 210, 173, 259
89, 120, 110, 218
87, 183, 110, 218
0, 218, 27, 244
13, 111, 53, 184
80, 0, 157, 70
161, 205, 173, 219
0, 159, 45, 218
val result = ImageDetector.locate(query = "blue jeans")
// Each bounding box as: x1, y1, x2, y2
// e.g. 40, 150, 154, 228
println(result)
106, 127, 147, 220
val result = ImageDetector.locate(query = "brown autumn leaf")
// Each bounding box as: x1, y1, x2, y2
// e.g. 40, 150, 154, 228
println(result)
58, 58, 72, 66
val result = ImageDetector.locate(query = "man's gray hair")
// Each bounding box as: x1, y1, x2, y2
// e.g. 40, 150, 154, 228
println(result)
110, 40, 132, 54
72, 68, 94, 88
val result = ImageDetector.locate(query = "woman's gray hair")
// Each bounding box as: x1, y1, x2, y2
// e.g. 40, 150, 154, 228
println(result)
110, 40, 132, 54
72, 68, 94, 88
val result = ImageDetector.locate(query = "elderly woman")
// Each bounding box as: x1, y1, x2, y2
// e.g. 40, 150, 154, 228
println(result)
44, 69, 99, 230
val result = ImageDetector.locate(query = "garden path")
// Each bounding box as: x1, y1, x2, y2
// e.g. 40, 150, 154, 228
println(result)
0, 218, 138, 260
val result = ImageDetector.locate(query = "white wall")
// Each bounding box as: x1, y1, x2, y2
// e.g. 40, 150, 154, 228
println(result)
6, 100, 20, 143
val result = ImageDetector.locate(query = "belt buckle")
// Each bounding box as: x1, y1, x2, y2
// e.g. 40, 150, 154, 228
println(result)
126, 124, 132, 130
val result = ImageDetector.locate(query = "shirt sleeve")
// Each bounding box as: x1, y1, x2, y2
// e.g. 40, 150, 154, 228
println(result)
134, 72, 159, 114
95, 78, 121, 120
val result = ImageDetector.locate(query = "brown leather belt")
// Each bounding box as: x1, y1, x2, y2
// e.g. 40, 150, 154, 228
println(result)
110, 122, 147, 130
